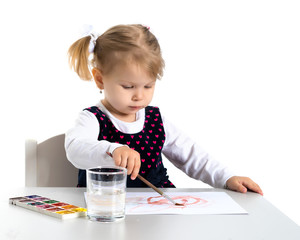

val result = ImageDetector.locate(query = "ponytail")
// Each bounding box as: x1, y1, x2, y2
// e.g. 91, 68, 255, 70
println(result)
68, 24, 164, 81
68, 36, 92, 81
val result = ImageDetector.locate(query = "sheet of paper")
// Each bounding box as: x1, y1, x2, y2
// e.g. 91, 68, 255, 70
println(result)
125, 192, 248, 215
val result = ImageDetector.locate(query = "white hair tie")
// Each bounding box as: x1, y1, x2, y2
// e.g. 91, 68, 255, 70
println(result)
79, 24, 99, 53
88, 33, 98, 53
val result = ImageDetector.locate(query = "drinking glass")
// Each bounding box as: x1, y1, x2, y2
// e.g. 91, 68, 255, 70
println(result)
86, 166, 127, 222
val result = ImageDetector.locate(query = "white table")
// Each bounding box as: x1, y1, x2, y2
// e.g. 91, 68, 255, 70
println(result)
1, 188, 299, 240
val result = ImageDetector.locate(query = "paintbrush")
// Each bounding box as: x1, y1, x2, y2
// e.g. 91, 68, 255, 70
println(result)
137, 174, 184, 206
106, 152, 183, 206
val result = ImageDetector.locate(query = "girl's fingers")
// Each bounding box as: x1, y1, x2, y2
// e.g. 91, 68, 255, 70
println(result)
119, 155, 128, 168
126, 157, 135, 175
112, 148, 128, 168
111, 147, 141, 180
127, 154, 141, 180
243, 181, 263, 195
130, 159, 141, 180
227, 176, 264, 196
113, 153, 122, 166
231, 182, 247, 193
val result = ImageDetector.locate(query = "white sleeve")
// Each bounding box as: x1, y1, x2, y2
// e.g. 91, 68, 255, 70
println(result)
162, 116, 235, 188
64, 110, 126, 169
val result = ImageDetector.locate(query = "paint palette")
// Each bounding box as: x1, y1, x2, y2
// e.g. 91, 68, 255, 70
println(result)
9, 195, 87, 219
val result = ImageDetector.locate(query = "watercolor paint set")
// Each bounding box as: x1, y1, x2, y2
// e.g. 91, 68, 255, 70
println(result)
9, 195, 87, 219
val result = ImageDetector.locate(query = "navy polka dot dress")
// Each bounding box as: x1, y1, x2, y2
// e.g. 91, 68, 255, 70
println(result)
77, 106, 175, 188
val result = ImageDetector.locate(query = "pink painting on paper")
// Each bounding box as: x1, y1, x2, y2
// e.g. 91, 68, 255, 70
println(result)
125, 192, 248, 215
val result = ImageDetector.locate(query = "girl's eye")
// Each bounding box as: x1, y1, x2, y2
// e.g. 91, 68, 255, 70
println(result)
122, 85, 134, 89
145, 85, 153, 89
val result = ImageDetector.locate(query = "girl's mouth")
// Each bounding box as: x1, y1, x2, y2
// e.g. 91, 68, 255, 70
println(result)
129, 106, 142, 110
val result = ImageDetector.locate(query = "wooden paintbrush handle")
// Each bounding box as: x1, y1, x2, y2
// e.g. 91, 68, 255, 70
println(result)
106, 152, 167, 200
137, 174, 164, 196
106, 152, 167, 199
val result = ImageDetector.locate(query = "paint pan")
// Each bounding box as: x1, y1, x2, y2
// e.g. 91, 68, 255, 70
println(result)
9, 195, 87, 219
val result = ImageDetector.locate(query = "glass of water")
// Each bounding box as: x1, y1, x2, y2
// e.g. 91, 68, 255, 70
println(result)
86, 166, 127, 222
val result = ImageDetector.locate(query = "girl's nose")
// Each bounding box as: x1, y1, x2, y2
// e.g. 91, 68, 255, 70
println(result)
132, 89, 143, 101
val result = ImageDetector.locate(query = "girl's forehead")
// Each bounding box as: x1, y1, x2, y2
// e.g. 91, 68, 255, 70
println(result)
101, 50, 160, 80
107, 62, 156, 82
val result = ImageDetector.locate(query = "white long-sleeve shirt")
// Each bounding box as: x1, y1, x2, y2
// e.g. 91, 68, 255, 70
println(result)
65, 101, 235, 188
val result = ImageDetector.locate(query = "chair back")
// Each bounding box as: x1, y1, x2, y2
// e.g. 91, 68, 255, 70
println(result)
25, 134, 78, 187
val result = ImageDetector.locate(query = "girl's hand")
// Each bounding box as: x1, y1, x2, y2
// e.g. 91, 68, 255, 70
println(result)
226, 176, 263, 196
112, 146, 141, 180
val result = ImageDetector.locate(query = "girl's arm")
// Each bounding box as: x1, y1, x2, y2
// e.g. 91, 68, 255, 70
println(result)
64, 110, 126, 169
161, 116, 235, 188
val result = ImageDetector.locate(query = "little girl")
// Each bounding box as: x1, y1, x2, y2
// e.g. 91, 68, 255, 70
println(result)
65, 24, 263, 195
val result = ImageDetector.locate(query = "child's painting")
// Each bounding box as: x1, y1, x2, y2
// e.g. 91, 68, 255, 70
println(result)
125, 192, 248, 215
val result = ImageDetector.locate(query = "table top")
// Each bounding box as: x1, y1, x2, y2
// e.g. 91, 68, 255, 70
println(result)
1, 187, 299, 240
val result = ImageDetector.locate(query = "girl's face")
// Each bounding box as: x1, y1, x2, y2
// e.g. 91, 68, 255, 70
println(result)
94, 63, 156, 122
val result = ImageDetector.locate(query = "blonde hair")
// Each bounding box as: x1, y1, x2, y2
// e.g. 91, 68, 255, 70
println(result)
68, 24, 165, 81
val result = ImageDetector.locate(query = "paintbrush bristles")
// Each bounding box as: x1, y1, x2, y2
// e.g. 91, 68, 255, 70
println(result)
175, 203, 184, 206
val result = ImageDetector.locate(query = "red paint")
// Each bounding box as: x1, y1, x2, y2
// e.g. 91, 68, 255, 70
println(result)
147, 195, 208, 208
126, 194, 210, 213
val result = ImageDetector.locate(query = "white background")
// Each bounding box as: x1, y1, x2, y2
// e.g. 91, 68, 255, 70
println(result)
0, 0, 299, 226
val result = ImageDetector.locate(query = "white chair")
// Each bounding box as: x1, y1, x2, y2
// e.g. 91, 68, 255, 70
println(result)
25, 134, 78, 187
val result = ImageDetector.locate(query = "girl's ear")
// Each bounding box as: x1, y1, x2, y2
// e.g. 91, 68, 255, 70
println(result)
92, 68, 104, 90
